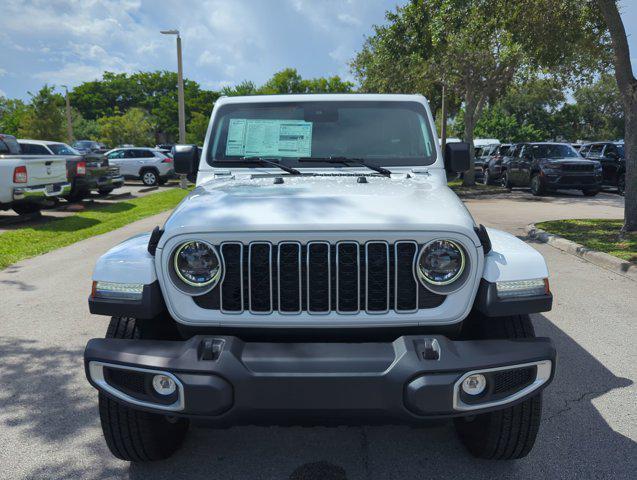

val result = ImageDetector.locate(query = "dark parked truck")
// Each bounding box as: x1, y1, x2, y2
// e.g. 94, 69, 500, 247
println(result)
84, 94, 556, 462
18, 140, 124, 200
500, 142, 602, 196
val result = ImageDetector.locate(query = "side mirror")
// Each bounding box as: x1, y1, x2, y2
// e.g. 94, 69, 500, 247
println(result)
444, 142, 471, 173
172, 144, 200, 180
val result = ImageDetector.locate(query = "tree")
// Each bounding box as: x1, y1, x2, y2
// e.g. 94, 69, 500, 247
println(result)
17, 86, 65, 141
572, 73, 624, 141
0, 97, 29, 136
596, 0, 636, 232
97, 108, 155, 147
186, 111, 209, 145
351, 0, 524, 186
71, 110, 100, 141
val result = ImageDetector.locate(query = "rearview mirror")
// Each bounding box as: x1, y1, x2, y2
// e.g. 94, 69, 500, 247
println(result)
444, 142, 471, 173
172, 144, 200, 180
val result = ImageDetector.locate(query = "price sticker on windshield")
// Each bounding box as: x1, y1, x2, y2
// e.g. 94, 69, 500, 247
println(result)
225, 119, 313, 158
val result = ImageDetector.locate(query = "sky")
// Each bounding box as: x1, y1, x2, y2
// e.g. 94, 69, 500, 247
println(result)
0, 0, 636, 101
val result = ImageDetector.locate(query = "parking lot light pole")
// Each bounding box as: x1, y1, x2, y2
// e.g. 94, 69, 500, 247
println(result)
61, 85, 74, 144
161, 29, 188, 188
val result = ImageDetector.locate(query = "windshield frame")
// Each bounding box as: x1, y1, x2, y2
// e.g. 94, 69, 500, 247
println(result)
205, 100, 438, 169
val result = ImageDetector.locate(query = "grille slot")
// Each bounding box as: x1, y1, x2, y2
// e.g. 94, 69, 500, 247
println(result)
249, 243, 273, 313
193, 240, 446, 314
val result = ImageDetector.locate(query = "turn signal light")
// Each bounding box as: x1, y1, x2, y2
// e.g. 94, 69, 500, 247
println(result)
91, 281, 144, 300
13, 165, 27, 183
495, 278, 548, 298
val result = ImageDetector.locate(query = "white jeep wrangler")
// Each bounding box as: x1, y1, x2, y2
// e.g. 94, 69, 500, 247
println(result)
84, 94, 555, 462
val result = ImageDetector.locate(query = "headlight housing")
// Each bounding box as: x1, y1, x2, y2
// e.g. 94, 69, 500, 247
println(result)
416, 239, 467, 292
172, 241, 222, 291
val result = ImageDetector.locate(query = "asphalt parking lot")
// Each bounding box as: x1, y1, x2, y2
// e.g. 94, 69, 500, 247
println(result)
0, 189, 634, 480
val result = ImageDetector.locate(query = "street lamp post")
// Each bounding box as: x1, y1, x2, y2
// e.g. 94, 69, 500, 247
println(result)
61, 85, 74, 144
161, 29, 188, 188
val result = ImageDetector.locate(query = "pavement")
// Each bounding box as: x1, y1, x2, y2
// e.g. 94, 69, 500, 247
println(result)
0, 181, 180, 233
0, 188, 634, 480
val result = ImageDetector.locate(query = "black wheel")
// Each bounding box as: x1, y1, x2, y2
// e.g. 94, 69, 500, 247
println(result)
455, 314, 543, 460
98, 317, 189, 462
617, 173, 625, 196
67, 187, 88, 202
141, 169, 159, 186
501, 171, 512, 190
582, 189, 600, 197
530, 173, 545, 196
12, 203, 42, 216
97, 187, 114, 196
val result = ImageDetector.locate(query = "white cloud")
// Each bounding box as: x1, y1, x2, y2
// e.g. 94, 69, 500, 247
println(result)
197, 50, 222, 67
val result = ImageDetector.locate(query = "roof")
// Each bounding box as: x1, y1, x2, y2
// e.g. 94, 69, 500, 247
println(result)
215, 93, 428, 106
18, 139, 67, 145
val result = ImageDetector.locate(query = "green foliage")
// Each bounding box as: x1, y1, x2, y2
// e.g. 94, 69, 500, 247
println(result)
186, 111, 209, 145
0, 97, 29, 136
0, 187, 191, 270
17, 86, 65, 141
71, 110, 100, 140
97, 108, 155, 147
572, 73, 624, 140
536, 219, 636, 262
222, 68, 354, 96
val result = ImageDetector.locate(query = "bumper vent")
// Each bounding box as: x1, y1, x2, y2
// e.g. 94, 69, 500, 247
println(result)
194, 241, 445, 315
493, 366, 536, 395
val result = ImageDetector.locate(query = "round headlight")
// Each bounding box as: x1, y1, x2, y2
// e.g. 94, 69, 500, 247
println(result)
173, 241, 221, 288
417, 239, 466, 286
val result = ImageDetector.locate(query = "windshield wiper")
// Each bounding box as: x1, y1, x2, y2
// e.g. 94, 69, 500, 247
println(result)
240, 156, 301, 175
298, 157, 392, 177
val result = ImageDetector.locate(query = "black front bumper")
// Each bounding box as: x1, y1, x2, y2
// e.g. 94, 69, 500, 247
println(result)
85, 334, 556, 424
544, 172, 602, 190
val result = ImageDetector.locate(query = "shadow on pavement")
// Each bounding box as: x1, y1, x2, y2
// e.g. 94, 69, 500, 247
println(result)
1, 314, 634, 480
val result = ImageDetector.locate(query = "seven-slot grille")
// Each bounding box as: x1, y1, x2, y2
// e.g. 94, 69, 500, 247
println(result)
561, 163, 595, 172
193, 241, 446, 314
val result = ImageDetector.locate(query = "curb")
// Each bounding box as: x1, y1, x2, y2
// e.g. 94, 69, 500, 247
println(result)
525, 224, 637, 281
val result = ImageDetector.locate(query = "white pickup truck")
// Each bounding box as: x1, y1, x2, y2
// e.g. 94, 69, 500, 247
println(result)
0, 134, 71, 215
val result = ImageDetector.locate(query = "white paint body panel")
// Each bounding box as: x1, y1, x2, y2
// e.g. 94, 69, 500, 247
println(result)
482, 228, 549, 282
90, 94, 551, 327
93, 233, 157, 285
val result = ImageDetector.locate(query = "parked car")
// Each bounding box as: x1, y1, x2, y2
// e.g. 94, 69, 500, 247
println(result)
72, 140, 108, 154
474, 143, 499, 181
84, 94, 555, 462
18, 139, 125, 200
500, 142, 602, 196
482, 143, 512, 185
578, 141, 626, 195
104, 147, 175, 186
0, 134, 71, 215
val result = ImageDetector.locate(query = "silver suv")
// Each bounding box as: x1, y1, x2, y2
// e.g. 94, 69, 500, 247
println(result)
105, 147, 175, 186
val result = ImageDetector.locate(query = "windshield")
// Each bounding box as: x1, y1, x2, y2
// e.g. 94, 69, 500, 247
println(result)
49, 143, 81, 155
74, 141, 97, 149
530, 144, 579, 159
207, 101, 437, 168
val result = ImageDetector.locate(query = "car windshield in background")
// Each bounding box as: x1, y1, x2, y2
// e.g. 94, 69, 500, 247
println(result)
207, 101, 437, 168
49, 143, 81, 155
74, 141, 98, 149
531, 144, 579, 159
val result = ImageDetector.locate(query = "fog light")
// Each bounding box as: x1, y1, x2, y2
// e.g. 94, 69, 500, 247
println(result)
462, 374, 487, 396
152, 374, 177, 396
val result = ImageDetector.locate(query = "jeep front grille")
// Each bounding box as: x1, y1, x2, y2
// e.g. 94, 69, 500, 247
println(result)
193, 241, 445, 314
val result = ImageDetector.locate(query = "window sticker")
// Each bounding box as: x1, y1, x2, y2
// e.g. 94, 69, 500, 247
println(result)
225, 119, 313, 157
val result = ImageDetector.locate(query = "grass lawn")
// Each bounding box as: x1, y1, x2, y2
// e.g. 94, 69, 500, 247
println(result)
536, 219, 637, 263
447, 178, 506, 195
0, 187, 190, 270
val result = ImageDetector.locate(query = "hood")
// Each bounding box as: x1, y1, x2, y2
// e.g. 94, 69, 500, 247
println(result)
539, 157, 598, 164
162, 174, 476, 235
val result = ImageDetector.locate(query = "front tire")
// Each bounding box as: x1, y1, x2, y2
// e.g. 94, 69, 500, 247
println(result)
617, 173, 625, 196
12, 203, 42, 216
530, 173, 545, 196
141, 169, 159, 186
582, 188, 600, 197
98, 317, 189, 462
97, 187, 114, 196
454, 314, 543, 460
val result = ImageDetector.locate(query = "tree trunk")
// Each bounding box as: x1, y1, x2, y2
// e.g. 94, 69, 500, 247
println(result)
462, 94, 476, 187
597, 0, 637, 232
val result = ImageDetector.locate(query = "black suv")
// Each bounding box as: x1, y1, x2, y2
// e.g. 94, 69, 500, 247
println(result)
578, 142, 626, 195
500, 142, 602, 196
